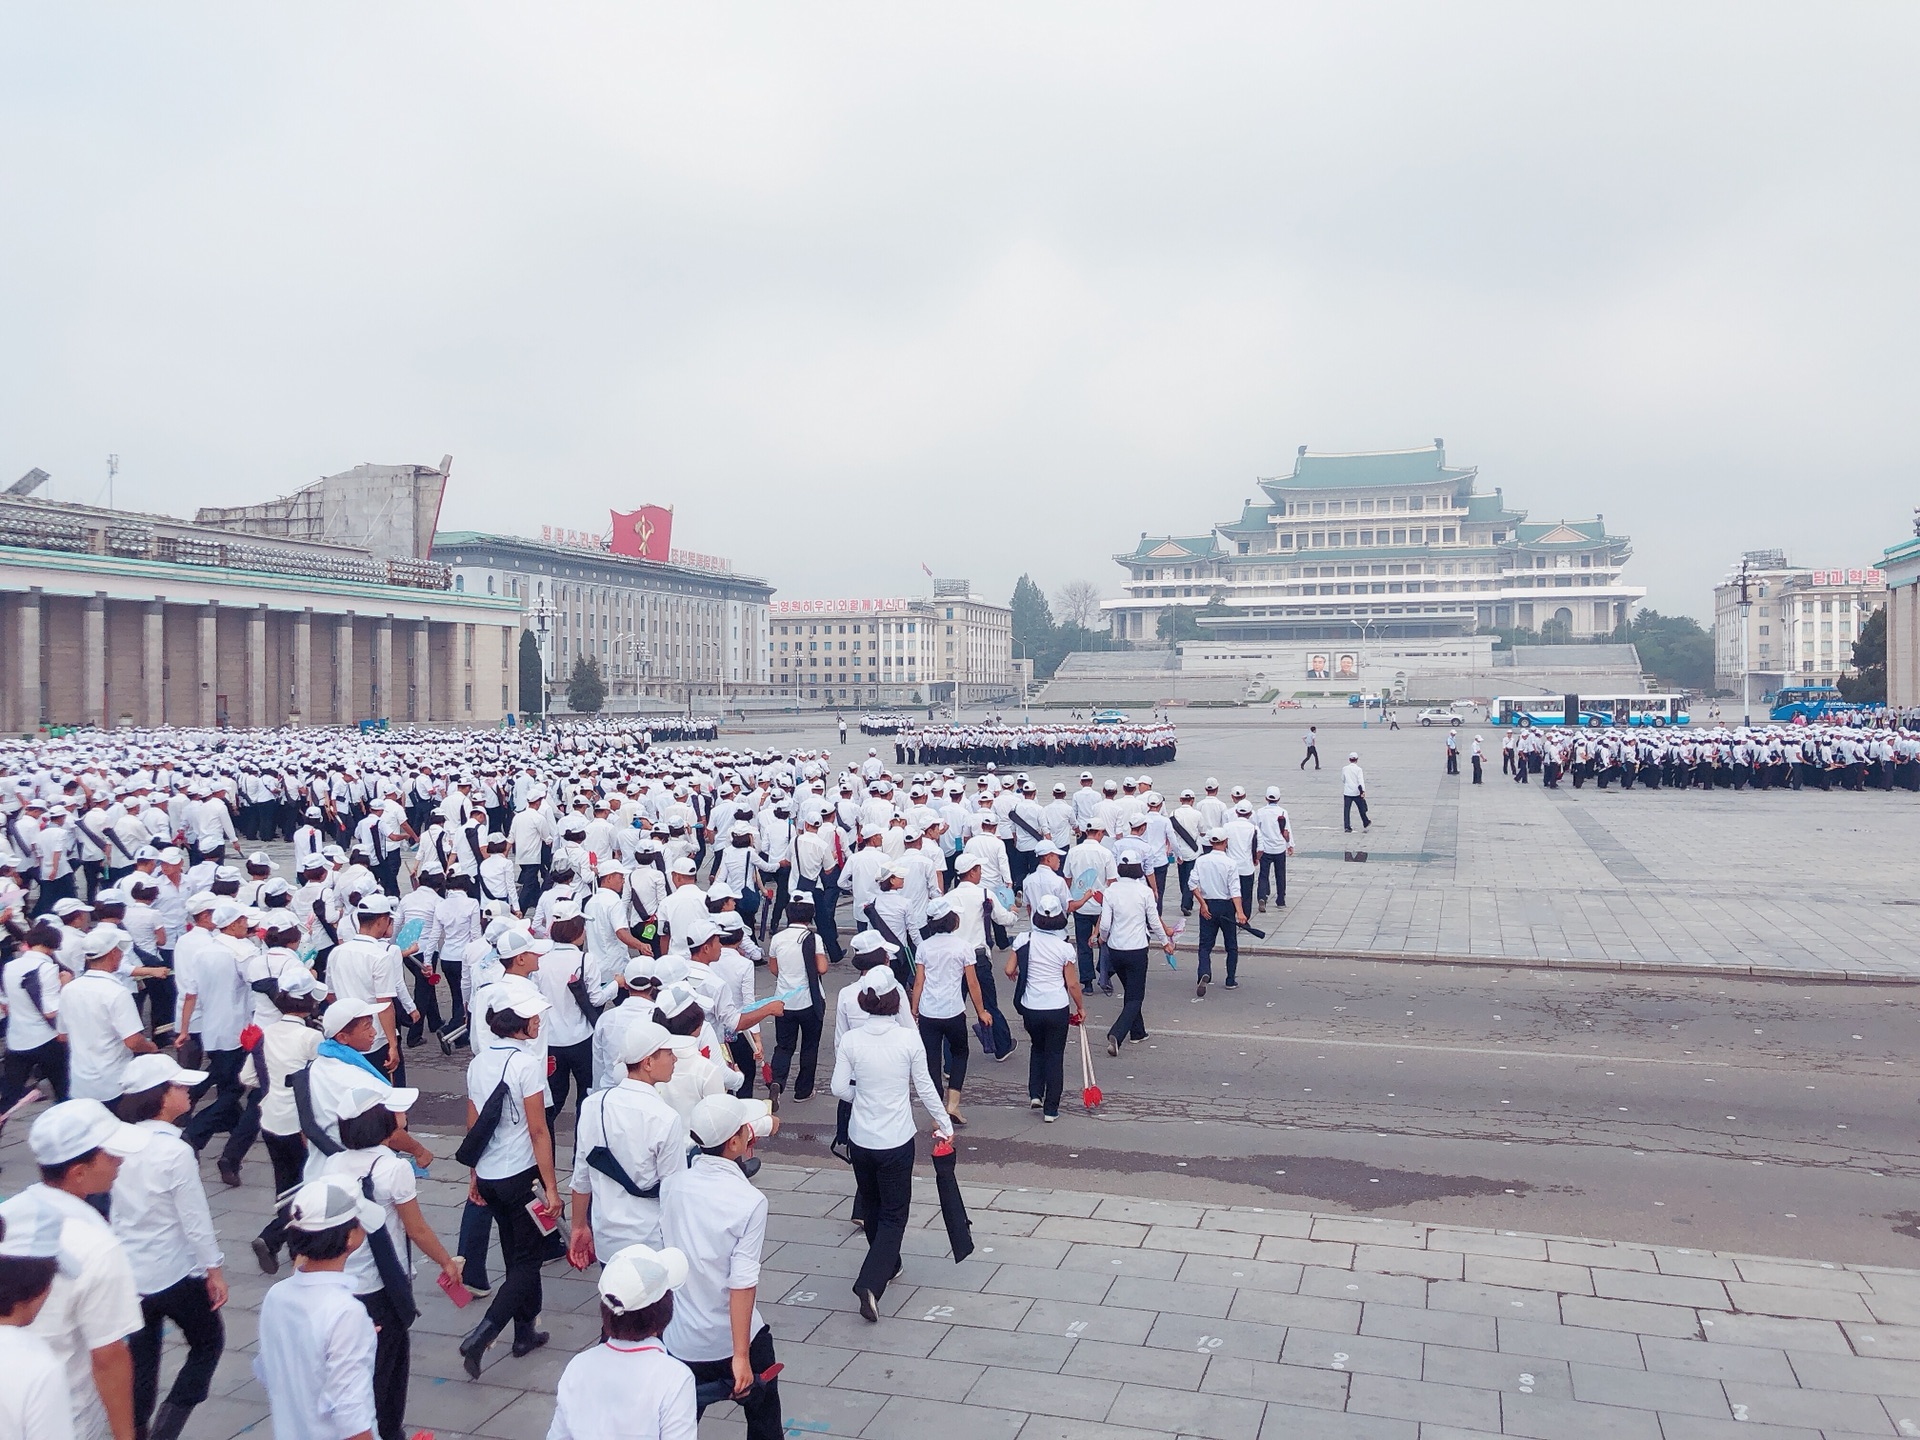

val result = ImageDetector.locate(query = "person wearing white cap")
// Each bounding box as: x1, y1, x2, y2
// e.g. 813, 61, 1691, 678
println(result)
327, 896, 410, 1080
654, 859, 708, 957
946, 851, 1017, 1060
251, 1178, 381, 1440
1095, 846, 1175, 1047
456, 983, 559, 1380
1252, 786, 1294, 913
567, 1019, 686, 1268
1005, 895, 1084, 1121
550, 1243, 696, 1440
764, 896, 827, 1102
1342, 751, 1370, 832
1062, 820, 1117, 991
249, 973, 326, 1275
1189, 829, 1246, 1001
660, 1094, 781, 1438
830, 966, 952, 1320
176, 902, 264, 1186
535, 897, 599, 1142
320, 1086, 461, 1440
0, 1190, 77, 1440
1223, 801, 1259, 914
3, 917, 71, 1107
18, 1100, 149, 1440
63, 929, 159, 1104
107, 1054, 223, 1440
907, 900, 983, 1125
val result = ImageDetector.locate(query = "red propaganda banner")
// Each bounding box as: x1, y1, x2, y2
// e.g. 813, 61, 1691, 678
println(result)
609, 505, 673, 562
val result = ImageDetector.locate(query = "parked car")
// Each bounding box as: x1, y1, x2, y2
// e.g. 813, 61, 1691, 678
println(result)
1417, 707, 1464, 726
1092, 709, 1129, 724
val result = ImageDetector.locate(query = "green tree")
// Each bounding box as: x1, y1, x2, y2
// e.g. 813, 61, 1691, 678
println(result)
1010, 574, 1055, 658
567, 654, 607, 713
518, 631, 545, 716
1628, 609, 1715, 692
1839, 607, 1887, 703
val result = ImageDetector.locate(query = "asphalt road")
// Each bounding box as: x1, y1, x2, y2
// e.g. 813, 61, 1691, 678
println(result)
746, 952, 1920, 1268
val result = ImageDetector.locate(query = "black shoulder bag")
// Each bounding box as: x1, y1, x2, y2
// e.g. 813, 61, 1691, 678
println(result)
288, 1065, 344, 1158
357, 1167, 419, 1324
453, 1078, 514, 1169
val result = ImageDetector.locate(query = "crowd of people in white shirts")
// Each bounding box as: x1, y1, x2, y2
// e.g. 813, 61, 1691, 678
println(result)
0, 721, 1321, 1440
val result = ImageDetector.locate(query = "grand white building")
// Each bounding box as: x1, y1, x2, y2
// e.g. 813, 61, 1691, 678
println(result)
1104, 442, 1645, 681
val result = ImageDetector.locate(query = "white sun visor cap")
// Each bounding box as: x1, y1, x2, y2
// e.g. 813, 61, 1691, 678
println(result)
279, 1176, 385, 1236
848, 930, 896, 959
599, 1242, 690, 1315
687, 1094, 774, 1148
29, 1098, 151, 1165
856, 964, 900, 997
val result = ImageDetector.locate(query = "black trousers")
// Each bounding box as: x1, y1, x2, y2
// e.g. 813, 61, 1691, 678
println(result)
728, 1033, 758, 1100
1446, 751, 1459, 774
180, 1048, 260, 1167
1072, 913, 1099, 985
1471, 755, 1483, 783
684, 1325, 782, 1440
1197, 899, 1239, 982
516, 864, 544, 913
546, 1037, 594, 1145
1021, 1006, 1070, 1115
130, 1273, 225, 1432
771, 1006, 823, 1100
918, 1011, 970, 1093
1256, 853, 1286, 906
255, 1131, 308, 1254
849, 1138, 915, 1298
358, 1289, 413, 1440
1176, 859, 1195, 915
1105, 947, 1149, 1046
1301, 745, 1319, 769
1342, 794, 1370, 831
476, 1167, 544, 1334
0, 1036, 68, 1107
973, 953, 1013, 1058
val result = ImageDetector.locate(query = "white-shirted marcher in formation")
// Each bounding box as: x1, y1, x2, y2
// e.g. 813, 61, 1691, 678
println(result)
1491, 719, 1920, 795
0, 717, 1388, 1436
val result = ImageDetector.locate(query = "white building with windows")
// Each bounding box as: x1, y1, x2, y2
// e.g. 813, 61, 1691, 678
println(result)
768, 581, 1014, 707
1712, 551, 1885, 695
1104, 442, 1644, 668
431, 530, 773, 708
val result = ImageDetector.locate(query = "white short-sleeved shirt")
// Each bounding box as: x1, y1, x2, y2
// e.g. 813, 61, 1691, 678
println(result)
253, 1269, 377, 1440
320, 1148, 418, 1297
0, 1325, 74, 1440
913, 932, 974, 1021
549, 1339, 696, 1440
1017, 931, 1076, 1012
660, 1155, 767, 1365
24, 1186, 144, 1440
60, 972, 146, 1102
465, 1043, 545, 1180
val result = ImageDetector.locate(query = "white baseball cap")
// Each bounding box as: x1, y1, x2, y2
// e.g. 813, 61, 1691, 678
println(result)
322, 999, 384, 1038
617, 1019, 674, 1066
687, 1094, 773, 1148
856, 965, 900, 997
598, 1242, 689, 1315
82, 926, 129, 962
29, 1099, 150, 1165
118, 1053, 208, 1094
678, 913, 719, 950
278, 1177, 385, 1236
338, 1086, 419, 1119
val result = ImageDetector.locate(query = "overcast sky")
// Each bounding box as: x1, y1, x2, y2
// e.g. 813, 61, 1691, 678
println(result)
5, 4, 1917, 621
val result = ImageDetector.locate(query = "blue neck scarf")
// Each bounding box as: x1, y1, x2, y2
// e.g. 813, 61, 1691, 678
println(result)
317, 1037, 386, 1082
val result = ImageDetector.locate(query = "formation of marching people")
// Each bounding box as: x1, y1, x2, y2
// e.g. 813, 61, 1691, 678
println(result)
898, 719, 1178, 769
0, 717, 1331, 1440
1491, 719, 1920, 792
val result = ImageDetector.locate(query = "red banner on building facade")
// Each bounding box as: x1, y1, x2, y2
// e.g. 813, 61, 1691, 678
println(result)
609, 505, 673, 562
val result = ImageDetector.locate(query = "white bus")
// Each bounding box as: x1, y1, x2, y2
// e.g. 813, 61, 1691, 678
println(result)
1492, 693, 1690, 727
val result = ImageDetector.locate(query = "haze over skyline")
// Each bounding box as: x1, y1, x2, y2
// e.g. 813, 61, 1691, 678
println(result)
5, 4, 1916, 622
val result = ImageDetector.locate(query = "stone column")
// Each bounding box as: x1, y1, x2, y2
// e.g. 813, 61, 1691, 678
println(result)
410, 620, 430, 721
374, 615, 394, 721
197, 603, 218, 727
83, 593, 106, 728
249, 605, 268, 727
17, 589, 42, 729
292, 609, 312, 725
144, 601, 165, 725
335, 613, 355, 723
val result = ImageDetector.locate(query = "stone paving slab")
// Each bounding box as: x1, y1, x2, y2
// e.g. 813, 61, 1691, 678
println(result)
74, 1137, 1920, 1440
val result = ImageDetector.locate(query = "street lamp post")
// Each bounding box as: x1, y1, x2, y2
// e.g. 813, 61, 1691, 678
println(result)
528, 595, 557, 727
1730, 557, 1755, 728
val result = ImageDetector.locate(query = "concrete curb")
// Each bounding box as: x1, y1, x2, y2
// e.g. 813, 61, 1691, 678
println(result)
1196, 940, 1920, 985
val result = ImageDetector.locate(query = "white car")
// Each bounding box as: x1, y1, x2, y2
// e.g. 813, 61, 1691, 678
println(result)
1417, 707, 1464, 727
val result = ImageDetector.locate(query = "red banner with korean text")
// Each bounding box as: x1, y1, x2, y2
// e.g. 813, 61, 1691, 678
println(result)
609, 506, 673, 562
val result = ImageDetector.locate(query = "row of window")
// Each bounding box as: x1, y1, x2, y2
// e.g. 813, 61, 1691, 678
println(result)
1283, 495, 1445, 516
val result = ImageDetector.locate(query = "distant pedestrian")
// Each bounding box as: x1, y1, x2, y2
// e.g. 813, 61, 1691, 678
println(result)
1445, 729, 1459, 775
1341, 753, 1371, 833
1471, 737, 1484, 784
1300, 727, 1320, 771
